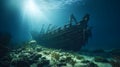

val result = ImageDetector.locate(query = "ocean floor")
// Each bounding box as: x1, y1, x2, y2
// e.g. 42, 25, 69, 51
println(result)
0, 41, 120, 67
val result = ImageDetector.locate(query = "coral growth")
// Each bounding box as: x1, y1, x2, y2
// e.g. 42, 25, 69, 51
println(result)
0, 40, 119, 67
51, 52, 60, 60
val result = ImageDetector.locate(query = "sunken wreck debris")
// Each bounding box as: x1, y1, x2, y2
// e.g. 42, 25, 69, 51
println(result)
32, 14, 92, 51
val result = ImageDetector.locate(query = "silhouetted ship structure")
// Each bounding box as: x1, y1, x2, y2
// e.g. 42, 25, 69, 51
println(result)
32, 14, 92, 51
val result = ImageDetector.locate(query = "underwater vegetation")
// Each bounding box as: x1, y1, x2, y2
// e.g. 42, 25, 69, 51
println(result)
0, 40, 120, 67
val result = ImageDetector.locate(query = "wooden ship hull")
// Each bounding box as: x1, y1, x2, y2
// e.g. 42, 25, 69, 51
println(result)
32, 14, 92, 51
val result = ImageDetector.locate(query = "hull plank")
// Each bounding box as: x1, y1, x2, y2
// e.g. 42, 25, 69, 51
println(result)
32, 14, 92, 51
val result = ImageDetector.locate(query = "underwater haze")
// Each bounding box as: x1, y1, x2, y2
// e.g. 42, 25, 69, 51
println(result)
0, 0, 120, 50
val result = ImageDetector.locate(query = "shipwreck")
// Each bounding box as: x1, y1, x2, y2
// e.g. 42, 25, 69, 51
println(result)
31, 14, 92, 51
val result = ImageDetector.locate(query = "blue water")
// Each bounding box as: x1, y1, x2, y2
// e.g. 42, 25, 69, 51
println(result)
0, 0, 120, 50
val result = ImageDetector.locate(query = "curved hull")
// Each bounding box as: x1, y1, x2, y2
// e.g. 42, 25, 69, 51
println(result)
32, 14, 92, 51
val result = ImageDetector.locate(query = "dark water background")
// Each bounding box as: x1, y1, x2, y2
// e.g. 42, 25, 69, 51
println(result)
0, 0, 120, 50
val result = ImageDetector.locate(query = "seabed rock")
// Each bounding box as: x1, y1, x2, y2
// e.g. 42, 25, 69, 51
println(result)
0, 43, 119, 67
51, 52, 60, 60
32, 53, 42, 60
35, 47, 43, 52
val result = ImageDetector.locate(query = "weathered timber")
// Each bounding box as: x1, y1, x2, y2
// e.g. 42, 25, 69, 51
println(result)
31, 14, 92, 51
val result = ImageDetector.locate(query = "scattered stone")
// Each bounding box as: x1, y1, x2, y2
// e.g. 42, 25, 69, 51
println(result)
21, 53, 30, 58
59, 58, 66, 62
43, 51, 50, 55
32, 53, 42, 60
1, 44, 115, 67
28, 40, 37, 45
51, 52, 60, 60
41, 57, 46, 60
69, 59, 76, 66
66, 56, 72, 62
35, 47, 42, 52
